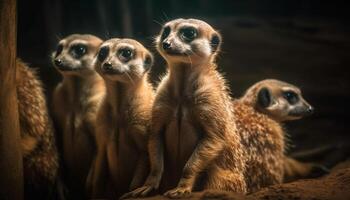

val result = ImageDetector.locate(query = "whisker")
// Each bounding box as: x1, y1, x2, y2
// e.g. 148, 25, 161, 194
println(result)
153, 19, 164, 27
55, 34, 62, 41
185, 52, 193, 69
162, 11, 170, 21
125, 71, 135, 86
188, 49, 200, 57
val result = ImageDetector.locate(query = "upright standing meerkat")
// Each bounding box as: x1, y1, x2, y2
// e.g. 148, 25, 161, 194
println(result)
16, 59, 59, 199
124, 19, 246, 199
51, 34, 105, 198
87, 38, 154, 199
232, 79, 315, 193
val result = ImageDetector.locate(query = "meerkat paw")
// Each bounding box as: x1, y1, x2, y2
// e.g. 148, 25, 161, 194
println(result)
164, 186, 192, 199
120, 185, 156, 199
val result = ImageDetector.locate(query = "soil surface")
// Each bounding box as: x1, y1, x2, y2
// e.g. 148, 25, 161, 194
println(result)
124, 161, 350, 200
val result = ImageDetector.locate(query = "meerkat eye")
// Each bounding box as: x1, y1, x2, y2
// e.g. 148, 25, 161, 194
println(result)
118, 48, 133, 62
283, 91, 299, 105
56, 44, 63, 57
161, 26, 171, 40
98, 46, 109, 62
70, 44, 87, 58
180, 27, 198, 42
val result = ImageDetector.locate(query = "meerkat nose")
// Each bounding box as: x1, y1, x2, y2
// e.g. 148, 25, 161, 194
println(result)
54, 59, 63, 67
162, 41, 171, 50
102, 62, 113, 71
307, 106, 314, 115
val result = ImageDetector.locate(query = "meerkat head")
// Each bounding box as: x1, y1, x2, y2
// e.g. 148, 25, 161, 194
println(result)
52, 34, 102, 76
156, 18, 222, 65
243, 79, 314, 121
94, 38, 153, 83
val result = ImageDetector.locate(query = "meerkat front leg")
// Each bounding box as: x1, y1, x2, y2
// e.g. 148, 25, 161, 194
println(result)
129, 152, 149, 190
86, 146, 108, 197
164, 135, 224, 198
125, 134, 164, 198
120, 122, 165, 199
87, 104, 112, 198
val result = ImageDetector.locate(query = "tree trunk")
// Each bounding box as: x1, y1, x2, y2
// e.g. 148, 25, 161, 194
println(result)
0, 0, 23, 199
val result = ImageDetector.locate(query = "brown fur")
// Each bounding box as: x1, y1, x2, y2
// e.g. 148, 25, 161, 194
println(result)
232, 79, 314, 193
232, 99, 284, 193
87, 38, 154, 199
51, 34, 105, 197
16, 59, 58, 196
283, 157, 315, 182
124, 19, 246, 199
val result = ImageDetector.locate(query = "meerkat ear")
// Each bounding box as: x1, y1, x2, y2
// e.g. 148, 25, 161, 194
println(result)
210, 33, 221, 53
257, 87, 271, 108
144, 53, 154, 71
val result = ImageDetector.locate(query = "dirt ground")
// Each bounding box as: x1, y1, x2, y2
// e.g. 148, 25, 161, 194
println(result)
125, 161, 350, 200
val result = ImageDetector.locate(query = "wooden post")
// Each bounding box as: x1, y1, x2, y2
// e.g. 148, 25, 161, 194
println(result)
0, 0, 23, 199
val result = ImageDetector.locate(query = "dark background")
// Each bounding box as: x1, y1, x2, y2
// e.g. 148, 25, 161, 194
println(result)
17, 0, 350, 164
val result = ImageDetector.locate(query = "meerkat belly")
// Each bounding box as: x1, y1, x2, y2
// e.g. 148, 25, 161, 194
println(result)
107, 127, 138, 193
163, 105, 200, 190
62, 113, 94, 183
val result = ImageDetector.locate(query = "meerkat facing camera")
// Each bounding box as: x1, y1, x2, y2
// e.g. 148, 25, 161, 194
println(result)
51, 34, 105, 198
232, 79, 316, 193
86, 38, 154, 199
123, 19, 246, 199
16, 59, 59, 199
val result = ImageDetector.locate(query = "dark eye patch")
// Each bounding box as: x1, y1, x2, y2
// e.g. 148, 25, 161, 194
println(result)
257, 87, 271, 108
210, 34, 221, 52
161, 26, 171, 41
70, 44, 87, 58
56, 44, 63, 57
144, 54, 153, 71
283, 91, 299, 105
98, 46, 109, 62
180, 27, 198, 42
118, 48, 134, 62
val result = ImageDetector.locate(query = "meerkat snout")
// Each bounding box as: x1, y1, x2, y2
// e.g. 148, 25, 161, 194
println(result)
156, 18, 222, 64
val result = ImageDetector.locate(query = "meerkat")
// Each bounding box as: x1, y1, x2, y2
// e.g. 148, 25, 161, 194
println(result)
86, 38, 154, 199
231, 79, 316, 193
51, 34, 105, 198
123, 19, 246, 199
16, 59, 59, 199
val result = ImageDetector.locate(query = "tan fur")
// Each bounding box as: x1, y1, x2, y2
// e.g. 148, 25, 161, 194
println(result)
124, 19, 246, 199
232, 99, 284, 193
232, 79, 314, 193
283, 157, 314, 182
16, 59, 58, 193
87, 38, 154, 199
51, 34, 105, 197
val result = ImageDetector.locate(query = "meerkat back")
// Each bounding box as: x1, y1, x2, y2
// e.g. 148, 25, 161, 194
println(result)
51, 34, 105, 198
16, 59, 59, 199
233, 79, 315, 193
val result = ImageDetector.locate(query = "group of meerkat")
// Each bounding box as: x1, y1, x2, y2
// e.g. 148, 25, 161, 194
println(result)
17, 18, 324, 200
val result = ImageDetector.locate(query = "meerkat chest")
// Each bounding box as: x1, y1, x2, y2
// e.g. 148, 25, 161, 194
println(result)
107, 116, 139, 187
163, 99, 201, 173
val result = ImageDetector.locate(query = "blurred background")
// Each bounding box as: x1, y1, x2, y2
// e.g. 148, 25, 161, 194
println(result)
17, 0, 350, 165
